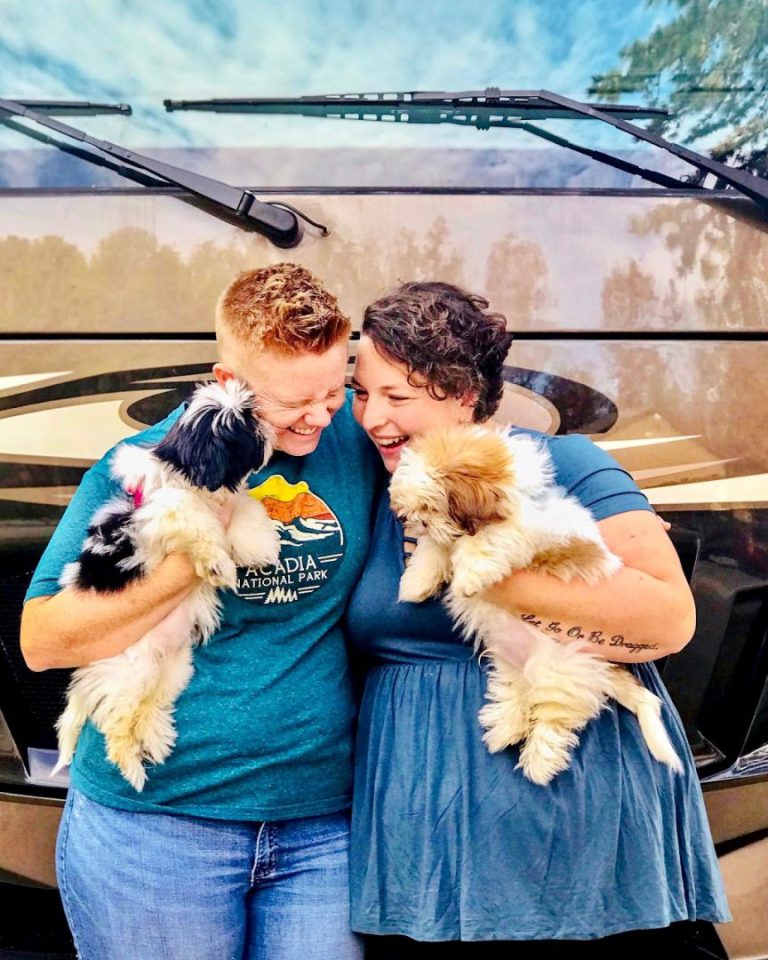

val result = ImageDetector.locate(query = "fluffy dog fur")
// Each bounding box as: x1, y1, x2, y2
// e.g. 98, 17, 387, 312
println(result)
52, 379, 281, 791
390, 424, 683, 785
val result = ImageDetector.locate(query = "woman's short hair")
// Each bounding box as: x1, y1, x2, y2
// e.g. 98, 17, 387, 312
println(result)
216, 262, 350, 354
362, 281, 513, 422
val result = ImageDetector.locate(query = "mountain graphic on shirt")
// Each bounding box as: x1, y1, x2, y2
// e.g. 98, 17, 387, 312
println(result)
249, 475, 342, 548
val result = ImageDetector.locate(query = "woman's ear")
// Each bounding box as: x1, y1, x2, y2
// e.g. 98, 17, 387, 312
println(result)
212, 362, 235, 388
459, 392, 478, 423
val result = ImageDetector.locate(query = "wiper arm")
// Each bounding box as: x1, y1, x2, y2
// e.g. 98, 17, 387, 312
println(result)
165, 88, 768, 209
11, 101, 132, 116
534, 91, 768, 210
510, 121, 696, 192
0, 115, 167, 189
0, 98, 304, 247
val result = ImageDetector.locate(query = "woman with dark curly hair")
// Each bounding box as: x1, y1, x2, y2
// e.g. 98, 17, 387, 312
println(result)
347, 282, 729, 957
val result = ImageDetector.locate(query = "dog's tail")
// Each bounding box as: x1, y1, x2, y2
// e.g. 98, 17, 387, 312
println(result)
609, 668, 683, 773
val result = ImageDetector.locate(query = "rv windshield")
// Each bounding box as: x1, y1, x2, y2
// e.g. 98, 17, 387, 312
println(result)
1, 0, 765, 192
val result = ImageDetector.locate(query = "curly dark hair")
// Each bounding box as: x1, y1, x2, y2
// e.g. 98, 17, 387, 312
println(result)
362, 282, 513, 422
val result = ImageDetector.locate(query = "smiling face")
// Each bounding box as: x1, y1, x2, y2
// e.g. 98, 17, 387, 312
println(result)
214, 340, 348, 456
351, 335, 476, 472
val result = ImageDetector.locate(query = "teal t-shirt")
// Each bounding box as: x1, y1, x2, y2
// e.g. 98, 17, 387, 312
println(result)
26, 392, 381, 821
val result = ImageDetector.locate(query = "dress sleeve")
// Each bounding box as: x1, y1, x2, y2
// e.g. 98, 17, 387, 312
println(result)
24, 458, 121, 602
546, 434, 653, 522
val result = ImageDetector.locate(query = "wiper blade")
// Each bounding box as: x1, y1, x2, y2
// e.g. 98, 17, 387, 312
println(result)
165, 88, 768, 209
0, 98, 304, 247
11, 100, 132, 116
165, 89, 669, 122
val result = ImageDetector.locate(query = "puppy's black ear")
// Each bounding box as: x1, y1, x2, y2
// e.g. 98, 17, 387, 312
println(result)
66, 498, 145, 591
155, 380, 272, 491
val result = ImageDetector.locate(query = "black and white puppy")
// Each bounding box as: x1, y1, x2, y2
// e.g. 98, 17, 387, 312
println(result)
53, 379, 280, 791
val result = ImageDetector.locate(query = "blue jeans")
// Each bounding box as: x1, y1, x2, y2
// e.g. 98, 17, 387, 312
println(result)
56, 789, 363, 960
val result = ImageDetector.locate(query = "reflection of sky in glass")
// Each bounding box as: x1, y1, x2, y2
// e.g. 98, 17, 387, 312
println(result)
0, 0, 677, 148
0, 0, 761, 188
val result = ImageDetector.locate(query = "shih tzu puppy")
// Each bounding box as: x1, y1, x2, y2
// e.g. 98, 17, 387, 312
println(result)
52, 379, 280, 791
390, 423, 682, 786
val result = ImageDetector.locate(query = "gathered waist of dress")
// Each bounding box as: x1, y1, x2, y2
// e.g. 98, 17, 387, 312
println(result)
362, 638, 477, 665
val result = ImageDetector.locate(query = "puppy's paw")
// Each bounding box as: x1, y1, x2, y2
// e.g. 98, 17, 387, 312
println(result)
105, 735, 148, 792
516, 726, 578, 786
449, 567, 487, 598
227, 499, 281, 569
137, 712, 177, 766
235, 528, 281, 570
478, 703, 529, 751
259, 529, 282, 567
449, 533, 513, 597
398, 567, 442, 603
121, 758, 148, 792
196, 553, 238, 589
517, 750, 560, 787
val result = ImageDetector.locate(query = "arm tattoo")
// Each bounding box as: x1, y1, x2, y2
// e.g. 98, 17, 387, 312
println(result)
520, 613, 660, 656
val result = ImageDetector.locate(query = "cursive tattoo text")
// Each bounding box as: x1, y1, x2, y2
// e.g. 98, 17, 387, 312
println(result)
520, 614, 660, 657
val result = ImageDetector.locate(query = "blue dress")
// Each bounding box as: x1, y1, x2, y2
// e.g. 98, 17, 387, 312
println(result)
347, 432, 730, 942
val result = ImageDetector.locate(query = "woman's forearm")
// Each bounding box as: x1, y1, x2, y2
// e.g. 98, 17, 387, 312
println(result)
482, 563, 696, 663
21, 553, 198, 671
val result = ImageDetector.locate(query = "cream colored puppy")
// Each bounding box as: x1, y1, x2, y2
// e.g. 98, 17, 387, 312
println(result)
390, 424, 682, 785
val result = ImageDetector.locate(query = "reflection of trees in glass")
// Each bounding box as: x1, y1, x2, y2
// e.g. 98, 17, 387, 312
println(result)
663, 342, 768, 467
88, 229, 191, 329
484, 234, 548, 328
300, 215, 466, 320
602, 260, 657, 329
598, 206, 768, 465
0, 216, 475, 333
593, 0, 768, 173
630, 201, 768, 328
0, 236, 89, 330
0, 229, 263, 332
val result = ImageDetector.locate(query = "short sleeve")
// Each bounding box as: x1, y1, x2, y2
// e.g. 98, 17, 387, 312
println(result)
24, 459, 121, 602
545, 434, 653, 522
24, 405, 185, 603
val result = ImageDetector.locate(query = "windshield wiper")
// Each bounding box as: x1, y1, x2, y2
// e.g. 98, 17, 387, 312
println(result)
537, 91, 768, 209
0, 98, 306, 247
165, 88, 768, 209
0, 115, 167, 189
164, 90, 669, 121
